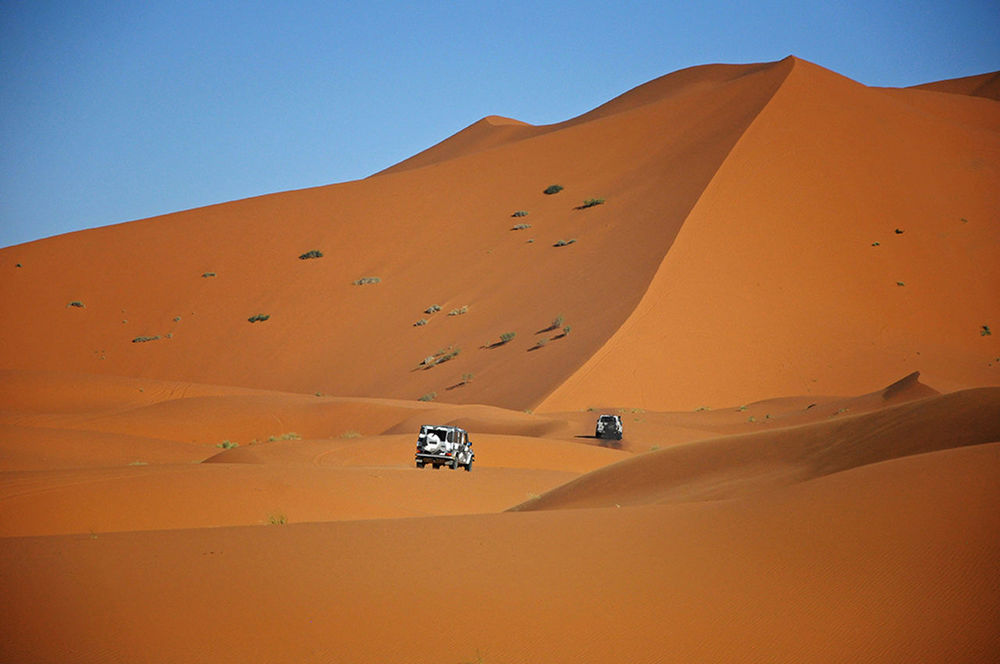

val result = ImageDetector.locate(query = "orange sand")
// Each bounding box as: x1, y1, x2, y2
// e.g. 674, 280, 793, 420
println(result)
1, 57, 998, 662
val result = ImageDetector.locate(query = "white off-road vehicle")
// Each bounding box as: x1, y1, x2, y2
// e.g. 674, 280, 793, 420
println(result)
415, 425, 474, 471
595, 414, 623, 441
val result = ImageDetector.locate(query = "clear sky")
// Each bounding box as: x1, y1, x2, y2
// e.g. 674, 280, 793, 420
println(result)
2, 0, 997, 249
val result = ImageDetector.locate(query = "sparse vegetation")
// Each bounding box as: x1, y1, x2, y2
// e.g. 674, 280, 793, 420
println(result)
216, 440, 239, 449
448, 305, 469, 316
420, 345, 461, 368
551, 315, 564, 329
511, 210, 528, 217
131, 335, 161, 343
543, 184, 563, 195
268, 433, 301, 441
511, 223, 532, 231
561, 325, 572, 336
553, 239, 577, 247
531, 338, 549, 350
461, 373, 474, 384
248, 313, 270, 323
201, 272, 216, 278
982, 325, 992, 336
352, 276, 381, 285
578, 198, 605, 209
499, 331, 517, 344
871, 241, 880, 246
340, 430, 362, 438
414, 318, 428, 326
67, 301, 85, 308
894, 228, 904, 234
173, 316, 181, 322
896, 281, 905, 287
418, 392, 437, 402
298, 250, 324, 260
268, 514, 287, 525
424, 304, 441, 314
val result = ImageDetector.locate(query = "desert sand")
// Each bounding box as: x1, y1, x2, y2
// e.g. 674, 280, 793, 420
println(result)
1, 57, 998, 662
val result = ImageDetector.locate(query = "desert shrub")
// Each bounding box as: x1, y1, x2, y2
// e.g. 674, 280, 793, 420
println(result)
67, 301, 85, 308
894, 228, 904, 234
511, 210, 529, 217
131, 335, 161, 343
418, 392, 437, 402
543, 184, 563, 195
532, 338, 549, 349
268, 514, 287, 525
267, 432, 301, 441
340, 430, 362, 438
551, 315, 564, 328
461, 373, 474, 383
562, 325, 572, 335
298, 250, 324, 260
448, 305, 469, 316
553, 239, 576, 247
511, 223, 532, 231
896, 281, 905, 287
352, 276, 381, 285
201, 272, 216, 278
982, 325, 992, 336
414, 318, 428, 327
248, 313, 270, 323
216, 440, 239, 449
173, 316, 181, 322
579, 198, 605, 209
424, 304, 441, 314
500, 331, 516, 344
871, 241, 880, 247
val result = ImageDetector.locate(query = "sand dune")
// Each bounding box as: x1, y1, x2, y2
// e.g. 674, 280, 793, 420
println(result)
1, 56, 998, 662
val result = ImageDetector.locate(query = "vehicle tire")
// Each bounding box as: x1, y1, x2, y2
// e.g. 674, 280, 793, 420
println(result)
432, 463, 440, 469
464, 460, 472, 472
450, 458, 458, 470
416, 461, 424, 468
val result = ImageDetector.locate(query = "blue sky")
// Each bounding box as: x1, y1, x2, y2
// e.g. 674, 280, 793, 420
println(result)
2, 0, 997, 249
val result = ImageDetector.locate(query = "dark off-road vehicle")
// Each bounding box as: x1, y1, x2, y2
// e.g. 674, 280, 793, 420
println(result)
415, 425, 474, 471
595, 414, 623, 441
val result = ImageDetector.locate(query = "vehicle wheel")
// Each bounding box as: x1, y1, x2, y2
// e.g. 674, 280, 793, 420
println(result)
464, 460, 472, 472
432, 464, 440, 469
450, 458, 458, 470
416, 461, 424, 468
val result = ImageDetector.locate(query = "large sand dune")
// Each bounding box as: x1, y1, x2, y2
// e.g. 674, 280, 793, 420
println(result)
1, 57, 998, 662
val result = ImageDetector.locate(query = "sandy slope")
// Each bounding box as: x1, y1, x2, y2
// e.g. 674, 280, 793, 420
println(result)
539, 57, 1000, 411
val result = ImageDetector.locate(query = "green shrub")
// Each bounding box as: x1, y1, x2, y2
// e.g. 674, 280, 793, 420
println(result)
216, 440, 239, 449
511, 223, 532, 231
201, 272, 216, 278
543, 184, 563, 195
562, 325, 572, 336
67, 301, 85, 308
268, 514, 287, 525
352, 276, 381, 285
511, 210, 528, 217
553, 239, 576, 247
982, 325, 992, 336
500, 331, 516, 344
131, 335, 161, 343
414, 318, 428, 327
248, 313, 270, 323
267, 432, 301, 441
461, 373, 474, 383
448, 305, 469, 316
424, 304, 441, 314
578, 198, 605, 209
551, 315, 564, 328
298, 250, 323, 260
418, 392, 437, 402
